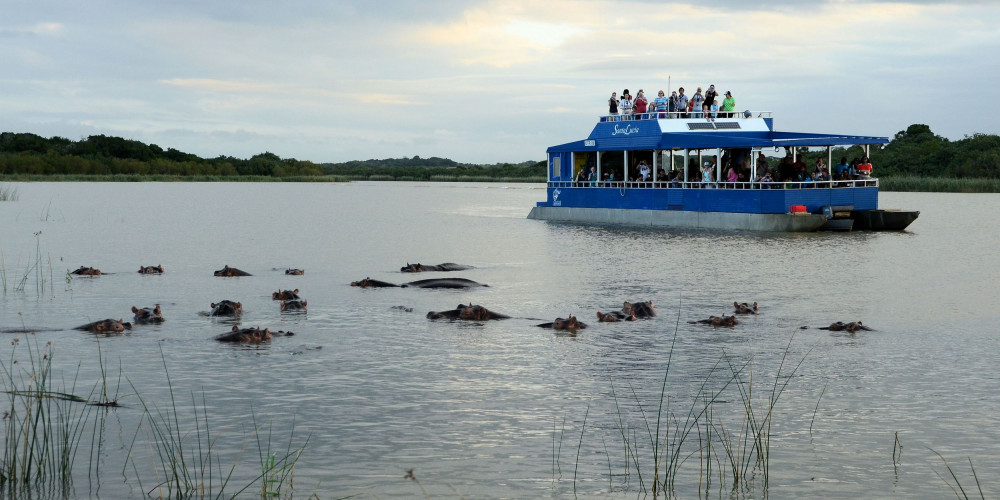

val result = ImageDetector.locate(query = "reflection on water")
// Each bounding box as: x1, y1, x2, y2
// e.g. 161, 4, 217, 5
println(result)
0, 183, 998, 498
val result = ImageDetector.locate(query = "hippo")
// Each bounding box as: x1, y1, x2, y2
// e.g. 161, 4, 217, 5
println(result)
280, 300, 307, 312
209, 300, 243, 317
132, 304, 165, 324
351, 277, 400, 288
214, 325, 295, 343
427, 303, 510, 321
538, 316, 587, 331
75, 318, 131, 333
350, 277, 487, 289
400, 262, 474, 273
596, 300, 655, 322
214, 265, 251, 277
401, 278, 487, 289
596, 311, 636, 322
818, 321, 872, 333
285, 268, 304, 275
272, 289, 300, 300
138, 265, 164, 274
390, 305, 414, 312
688, 315, 739, 327
72, 266, 102, 276
623, 301, 656, 318
733, 301, 759, 315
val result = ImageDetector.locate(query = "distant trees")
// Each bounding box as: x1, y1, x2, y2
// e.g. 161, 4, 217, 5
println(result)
2, 125, 999, 181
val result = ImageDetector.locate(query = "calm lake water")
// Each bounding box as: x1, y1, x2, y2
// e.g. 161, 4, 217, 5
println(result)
0, 182, 998, 499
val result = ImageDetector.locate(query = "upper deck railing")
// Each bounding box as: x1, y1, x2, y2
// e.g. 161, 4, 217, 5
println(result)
547, 178, 878, 190
600, 110, 772, 122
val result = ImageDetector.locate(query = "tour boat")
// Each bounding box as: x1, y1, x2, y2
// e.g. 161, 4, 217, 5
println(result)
528, 111, 918, 231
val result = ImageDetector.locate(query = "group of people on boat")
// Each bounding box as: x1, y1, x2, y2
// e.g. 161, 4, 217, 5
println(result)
575, 151, 873, 188
608, 85, 736, 120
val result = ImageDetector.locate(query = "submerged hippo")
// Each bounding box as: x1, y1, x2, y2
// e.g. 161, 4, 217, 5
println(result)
351, 277, 400, 288
733, 301, 759, 315
285, 268, 304, 275
689, 315, 739, 328
818, 321, 872, 333
272, 289, 300, 300
214, 265, 251, 277
72, 266, 102, 276
213, 325, 293, 343
596, 311, 636, 322
538, 316, 587, 331
400, 262, 474, 273
75, 318, 131, 333
132, 304, 165, 324
210, 300, 243, 317
597, 300, 655, 322
427, 303, 510, 321
138, 265, 164, 274
350, 277, 487, 289
280, 299, 307, 312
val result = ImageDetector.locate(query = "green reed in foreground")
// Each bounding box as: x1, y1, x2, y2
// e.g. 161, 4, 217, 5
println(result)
124, 347, 308, 499
0, 338, 307, 498
0, 338, 96, 497
551, 310, 807, 499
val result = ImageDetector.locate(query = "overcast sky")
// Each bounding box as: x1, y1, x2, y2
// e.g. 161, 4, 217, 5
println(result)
2, 0, 996, 163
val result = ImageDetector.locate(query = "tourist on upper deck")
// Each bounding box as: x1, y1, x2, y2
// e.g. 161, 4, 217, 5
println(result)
652, 90, 669, 118
634, 90, 648, 119
576, 167, 588, 186
705, 85, 718, 113
620, 89, 633, 120
676, 88, 689, 118
833, 157, 849, 178
608, 91, 619, 118
656, 167, 667, 182
814, 158, 827, 174
709, 99, 719, 119
849, 158, 860, 178
721, 91, 735, 118
856, 156, 872, 179
588, 167, 598, 186
691, 88, 705, 119
668, 91, 677, 117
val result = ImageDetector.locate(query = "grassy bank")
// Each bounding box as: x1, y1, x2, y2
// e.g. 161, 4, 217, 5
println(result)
878, 175, 1000, 193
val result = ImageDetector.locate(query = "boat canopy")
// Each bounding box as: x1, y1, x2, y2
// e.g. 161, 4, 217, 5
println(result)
546, 115, 889, 153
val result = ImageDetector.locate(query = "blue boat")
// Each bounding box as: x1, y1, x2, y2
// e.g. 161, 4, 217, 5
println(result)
528, 111, 917, 231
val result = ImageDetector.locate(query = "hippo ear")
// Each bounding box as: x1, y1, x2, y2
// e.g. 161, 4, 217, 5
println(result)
154, 304, 161, 313
302, 300, 307, 307
236, 302, 241, 308
132, 306, 139, 313
211, 302, 218, 308
232, 325, 239, 331
293, 289, 299, 294
96, 323, 105, 331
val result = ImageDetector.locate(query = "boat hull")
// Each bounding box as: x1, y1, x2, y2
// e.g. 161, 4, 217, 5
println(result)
851, 209, 920, 231
527, 206, 828, 232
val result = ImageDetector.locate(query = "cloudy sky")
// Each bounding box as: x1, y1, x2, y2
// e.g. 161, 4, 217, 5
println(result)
2, 0, 997, 164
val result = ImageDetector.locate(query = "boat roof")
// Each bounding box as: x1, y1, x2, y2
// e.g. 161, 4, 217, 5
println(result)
546, 114, 889, 153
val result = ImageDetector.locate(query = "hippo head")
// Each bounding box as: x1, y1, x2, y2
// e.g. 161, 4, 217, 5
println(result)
400, 263, 424, 273
458, 304, 490, 321
131, 304, 165, 323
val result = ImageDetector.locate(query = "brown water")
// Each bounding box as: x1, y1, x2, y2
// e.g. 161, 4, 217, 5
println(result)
0, 182, 997, 498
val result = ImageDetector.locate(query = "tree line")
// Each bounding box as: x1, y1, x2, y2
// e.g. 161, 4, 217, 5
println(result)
1, 125, 998, 180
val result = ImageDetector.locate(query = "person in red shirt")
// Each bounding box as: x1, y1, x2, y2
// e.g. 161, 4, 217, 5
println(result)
856, 156, 873, 178
633, 89, 648, 119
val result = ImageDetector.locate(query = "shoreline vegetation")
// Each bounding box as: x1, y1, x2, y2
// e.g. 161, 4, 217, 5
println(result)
1, 123, 999, 192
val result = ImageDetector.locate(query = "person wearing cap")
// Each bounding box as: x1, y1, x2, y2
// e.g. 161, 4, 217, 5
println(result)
705, 85, 718, 113
620, 89, 633, 120
701, 161, 715, 187
721, 91, 735, 118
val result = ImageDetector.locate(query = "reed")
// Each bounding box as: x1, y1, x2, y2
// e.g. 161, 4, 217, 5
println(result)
929, 448, 986, 500
0, 338, 96, 497
880, 175, 1000, 193
124, 347, 308, 498
563, 309, 808, 498
0, 183, 19, 201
